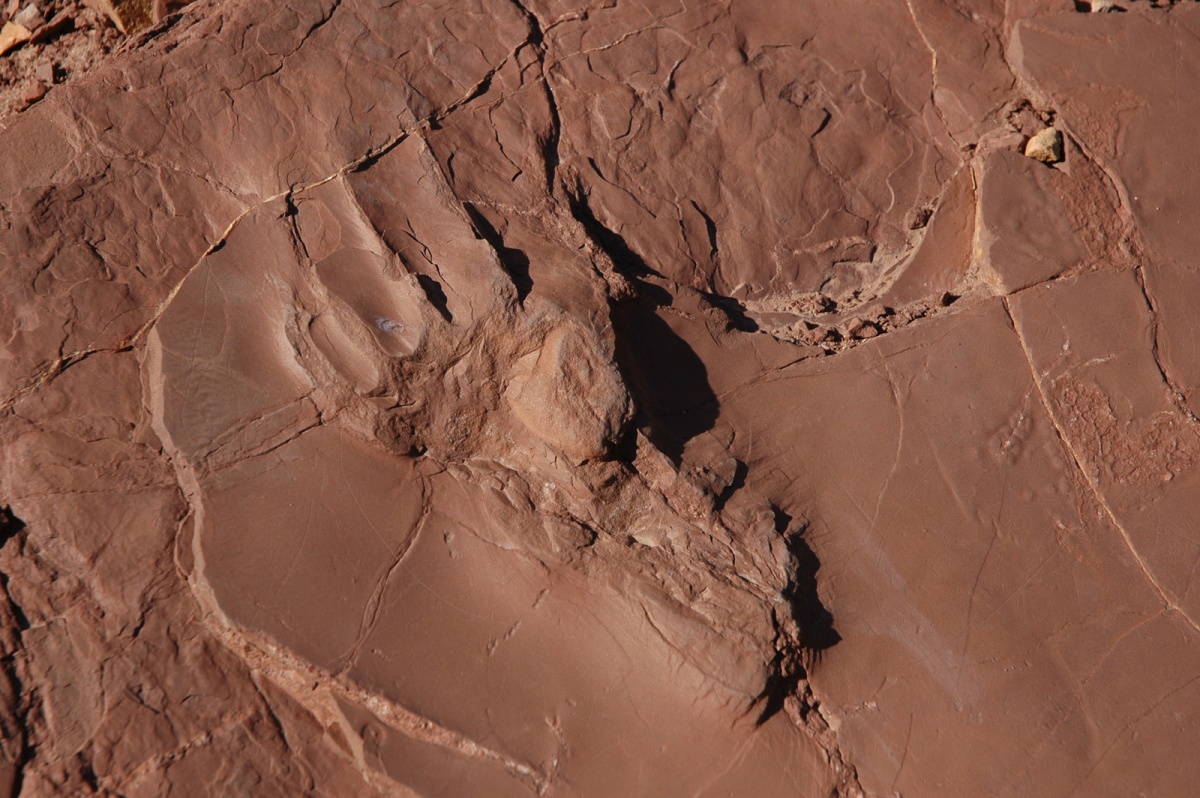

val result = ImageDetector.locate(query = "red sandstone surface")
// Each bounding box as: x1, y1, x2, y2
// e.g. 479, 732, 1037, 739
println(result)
3, 0, 1200, 795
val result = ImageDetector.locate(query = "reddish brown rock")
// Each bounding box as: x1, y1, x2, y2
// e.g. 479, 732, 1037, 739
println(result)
2, 0, 1200, 796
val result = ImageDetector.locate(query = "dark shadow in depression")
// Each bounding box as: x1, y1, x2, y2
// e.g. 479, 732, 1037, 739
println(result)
756, 508, 842, 725
463, 203, 533, 303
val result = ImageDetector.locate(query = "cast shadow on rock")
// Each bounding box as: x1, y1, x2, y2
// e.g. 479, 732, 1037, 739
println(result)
415, 274, 453, 322
0, 507, 24, 551
756, 506, 841, 725
567, 190, 721, 463
701, 291, 758, 333
714, 459, 749, 511
612, 285, 720, 464
464, 203, 533, 303
568, 188, 661, 281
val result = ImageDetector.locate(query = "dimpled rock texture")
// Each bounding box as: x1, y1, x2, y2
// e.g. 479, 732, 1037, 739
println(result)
3, 0, 1200, 795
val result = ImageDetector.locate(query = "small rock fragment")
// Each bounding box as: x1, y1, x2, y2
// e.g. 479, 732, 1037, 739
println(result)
1091, 0, 1120, 10
21, 79, 47, 105
0, 20, 31, 56
842, 318, 880, 340
1025, 127, 1064, 164
12, 2, 44, 29
84, 0, 160, 35
34, 60, 54, 84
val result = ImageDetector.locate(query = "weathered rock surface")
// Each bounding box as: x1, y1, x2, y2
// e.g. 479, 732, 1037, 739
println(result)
3, 0, 1200, 795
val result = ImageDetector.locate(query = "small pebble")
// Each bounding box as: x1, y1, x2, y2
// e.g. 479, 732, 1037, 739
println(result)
842, 318, 880, 340
1025, 127, 1064, 164
1091, 0, 1120, 11
21, 79, 46, 105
